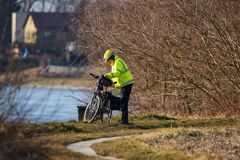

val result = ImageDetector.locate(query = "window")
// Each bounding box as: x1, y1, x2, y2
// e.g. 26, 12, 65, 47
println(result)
44, 32, 50, 37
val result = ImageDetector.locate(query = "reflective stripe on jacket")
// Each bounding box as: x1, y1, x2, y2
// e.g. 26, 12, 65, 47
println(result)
106, 55, 133, 88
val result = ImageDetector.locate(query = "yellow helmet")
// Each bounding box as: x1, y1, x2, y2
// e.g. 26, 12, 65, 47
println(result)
103, 49, 113, 62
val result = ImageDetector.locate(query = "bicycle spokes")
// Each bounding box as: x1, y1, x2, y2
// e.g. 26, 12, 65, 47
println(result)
83, 95, 100, 123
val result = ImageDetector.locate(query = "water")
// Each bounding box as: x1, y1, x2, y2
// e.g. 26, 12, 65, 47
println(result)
4, 86, 92, 123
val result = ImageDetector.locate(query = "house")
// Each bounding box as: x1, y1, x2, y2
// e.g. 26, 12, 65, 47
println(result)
22, 12, 76, 54
12, 12, 28, 44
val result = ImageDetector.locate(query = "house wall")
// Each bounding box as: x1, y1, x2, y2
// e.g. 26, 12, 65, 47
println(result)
36, 29, 69, 54
16, 13, 28, 43
24, 16, 37, 44
12, 13, 16, 43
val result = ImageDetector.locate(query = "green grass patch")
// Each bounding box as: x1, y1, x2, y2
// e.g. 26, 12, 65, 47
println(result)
2, 115, 239, 160
93, 138, 196, 160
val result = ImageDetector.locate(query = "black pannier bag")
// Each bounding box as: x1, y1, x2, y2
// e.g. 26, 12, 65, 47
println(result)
100, 76, 113, 87
109, 94, 121, 110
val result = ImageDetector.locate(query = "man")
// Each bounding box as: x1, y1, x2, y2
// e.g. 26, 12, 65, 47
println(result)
104, 49, 133, 124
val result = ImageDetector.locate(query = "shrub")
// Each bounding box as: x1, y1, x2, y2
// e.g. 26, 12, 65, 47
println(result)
76, 0, 240, 117
0, 57, 39, 73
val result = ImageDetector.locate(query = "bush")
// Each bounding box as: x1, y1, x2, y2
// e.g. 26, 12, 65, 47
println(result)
76, 0, 240, 117
0, 57, 8, 72
0, 57, 39, 73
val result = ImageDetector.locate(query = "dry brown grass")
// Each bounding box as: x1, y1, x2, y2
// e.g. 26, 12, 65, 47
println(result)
26, 76, 95, 89
0, 67, 96, 89
1, 114, 239, 159
93, 135, 194, 160
137, 127, 240, 160
11, 67, 96, 89
0, 123, 47, 160
93, 126, 240, 160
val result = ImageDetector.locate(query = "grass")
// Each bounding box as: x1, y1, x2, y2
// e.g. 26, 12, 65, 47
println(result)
93, 137, 195, 160
2, 68, 239, 159
1, 67, 96, 90
1, 115, 240, 160
92, 127, 240, 160
26, 76, 95, 89
91, 116, 240, 160
1, 67, 96, 88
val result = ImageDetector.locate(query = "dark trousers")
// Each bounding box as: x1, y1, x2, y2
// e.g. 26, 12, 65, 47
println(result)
120, 84, 133, 123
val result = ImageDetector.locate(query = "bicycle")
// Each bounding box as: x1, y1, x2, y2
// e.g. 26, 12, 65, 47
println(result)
84, 73, 119, 123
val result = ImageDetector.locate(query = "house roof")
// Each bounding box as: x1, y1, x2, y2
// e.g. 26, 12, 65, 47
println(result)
23, 12, 74, 29
16, 12, 28, 31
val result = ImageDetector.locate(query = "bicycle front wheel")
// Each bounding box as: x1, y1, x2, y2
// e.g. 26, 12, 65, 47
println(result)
83, 94, 101, 123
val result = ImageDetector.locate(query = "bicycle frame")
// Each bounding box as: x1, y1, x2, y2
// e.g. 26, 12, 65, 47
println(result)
83, 73, 112, 123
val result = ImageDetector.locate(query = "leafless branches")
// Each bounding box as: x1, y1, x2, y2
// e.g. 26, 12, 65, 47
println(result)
76, 0, 240, 117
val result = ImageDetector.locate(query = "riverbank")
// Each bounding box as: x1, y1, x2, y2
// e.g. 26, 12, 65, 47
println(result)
26, 76, 96, 90
1, 68, 240, 159
1, 68, 95, 93
0, 67, 96, 89
1, 115, 239, 160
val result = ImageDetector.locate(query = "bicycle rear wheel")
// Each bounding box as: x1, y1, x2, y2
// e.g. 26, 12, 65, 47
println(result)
84, 94, 101, 123
106, 100, 112, 119
100, 99, 112, 122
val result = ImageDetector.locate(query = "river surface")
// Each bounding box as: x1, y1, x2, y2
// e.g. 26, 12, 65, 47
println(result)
5, 86, 92, 123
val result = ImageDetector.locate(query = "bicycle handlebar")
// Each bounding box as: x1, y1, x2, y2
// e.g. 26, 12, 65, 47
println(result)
89, 73, 99, 79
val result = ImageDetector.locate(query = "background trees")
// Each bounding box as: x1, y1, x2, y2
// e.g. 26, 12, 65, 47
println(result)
0, 0, 21, 53
76, 0, 240, 117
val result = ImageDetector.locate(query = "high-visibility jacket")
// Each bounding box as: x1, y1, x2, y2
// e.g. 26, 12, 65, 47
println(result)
106, 55, 133, 88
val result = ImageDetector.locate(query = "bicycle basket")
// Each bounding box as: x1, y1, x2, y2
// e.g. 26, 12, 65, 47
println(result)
100, 76, 113, 87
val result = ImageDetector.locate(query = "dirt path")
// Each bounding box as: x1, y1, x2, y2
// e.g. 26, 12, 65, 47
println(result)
67, 136, 129, 160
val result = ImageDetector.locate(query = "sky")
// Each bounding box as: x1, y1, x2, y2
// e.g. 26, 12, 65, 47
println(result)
26, 0, 76, 12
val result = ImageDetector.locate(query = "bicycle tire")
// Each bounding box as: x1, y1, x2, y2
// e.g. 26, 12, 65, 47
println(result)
100, 99, 112, 122
83, 94, 101, 123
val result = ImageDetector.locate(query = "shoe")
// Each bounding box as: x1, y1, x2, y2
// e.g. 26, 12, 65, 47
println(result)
120, 121, 129, 125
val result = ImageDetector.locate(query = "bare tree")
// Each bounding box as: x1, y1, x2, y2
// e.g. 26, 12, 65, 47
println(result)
76, 0, 240, 117
18, 0, 40, 11
38, 0, 85, 12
